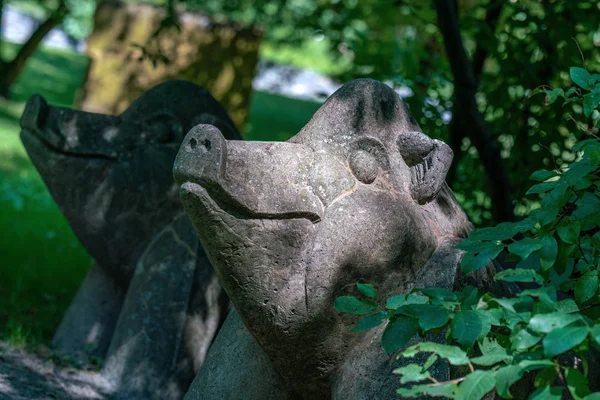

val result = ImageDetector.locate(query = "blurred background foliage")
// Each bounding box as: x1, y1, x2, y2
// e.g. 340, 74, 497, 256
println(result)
0, 0, 599, 346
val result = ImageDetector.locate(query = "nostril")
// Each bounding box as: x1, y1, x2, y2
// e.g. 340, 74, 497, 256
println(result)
189, 138, 197, 150
202, 138, 211, 151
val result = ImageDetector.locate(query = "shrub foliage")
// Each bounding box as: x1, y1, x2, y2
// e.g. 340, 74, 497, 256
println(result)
336, 67, 600, 399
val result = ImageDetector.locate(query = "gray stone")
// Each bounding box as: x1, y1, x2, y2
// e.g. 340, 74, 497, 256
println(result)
174, 79, 486, 399
185, 308, 288, 400
20, 80, 238, 398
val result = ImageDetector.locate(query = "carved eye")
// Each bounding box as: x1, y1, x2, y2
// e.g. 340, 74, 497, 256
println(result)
157, 120, 183, 143
142, 113, 183, 144
348, 149, 379, 184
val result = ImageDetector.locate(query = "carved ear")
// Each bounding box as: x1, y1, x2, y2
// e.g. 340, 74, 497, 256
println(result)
397, 131, 453, 204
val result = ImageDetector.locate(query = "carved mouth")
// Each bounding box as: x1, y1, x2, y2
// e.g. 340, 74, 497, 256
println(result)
20, 130, 116, 161
180, 181, 322, 223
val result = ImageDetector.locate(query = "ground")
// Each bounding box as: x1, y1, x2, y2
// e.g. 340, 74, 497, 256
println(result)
0, 341, 111, 400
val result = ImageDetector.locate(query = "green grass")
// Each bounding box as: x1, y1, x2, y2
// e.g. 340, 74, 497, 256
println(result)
0, 40, 320, 347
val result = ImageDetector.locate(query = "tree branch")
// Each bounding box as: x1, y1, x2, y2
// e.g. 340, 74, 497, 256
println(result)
434, 0, 514, 222
0, 0, 68, 97
446, 0, 505, 186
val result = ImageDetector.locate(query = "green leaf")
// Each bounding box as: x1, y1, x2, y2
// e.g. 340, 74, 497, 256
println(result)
565, 86, 579, 98
401, 342, 470, 365
459, 286, 481, 310
534, 367, 558, 388
529, 311, 582, 333
460, 241, 504, 274
351, 311, 389, 332
544, 88, 564, 105
575, 270, 599, 304
397, 383, 458, 398
543, 326, 589, 357
511, 328, 542, 351
531, 206, 560, 226
417, 288, 457, 302
470, 352, 511, 366
423, 353, 438, 370
382, 316, 419, 354
539, 236, 558, 270
334, 296, 378, 315
527, 181, 558, 195
356, 282, 377, 298
571, 67, 591, 89
479, 337, 506, 355
456, 370, 495, 400
557, 220, 581, 245
467, 227, 499, 241
495, 268, 544, 284
397, 304, 450, 330
555, 299, 579, 313
530, 169, 559, 181
591, 324, 600, 346
583, 92, 600, 117
528, 386, 563, 400
517, 358, 555, 371
386, 294, 429, 309
392, 363, 431, 384
589, 74, 600, 87
496, 364, 525, 399
451, 310, 483, 347
584, 394, 600, 400
508, 237, 542, 261
566, 368, 591, 400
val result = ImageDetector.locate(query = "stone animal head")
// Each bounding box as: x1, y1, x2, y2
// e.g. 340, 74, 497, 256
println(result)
20, 80, 240, 286
174, 79, 471, 396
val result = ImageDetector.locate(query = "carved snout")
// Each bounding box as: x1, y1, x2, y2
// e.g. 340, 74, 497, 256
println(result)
20, 94, 122, 158
174, 124, 227, 187
20, 94, 66, 150
20, 94, 50, 132
174, 124, 326, 222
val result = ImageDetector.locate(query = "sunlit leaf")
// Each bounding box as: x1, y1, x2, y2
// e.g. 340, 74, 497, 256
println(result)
400, 342, 470, 365
456, 370, 495, 400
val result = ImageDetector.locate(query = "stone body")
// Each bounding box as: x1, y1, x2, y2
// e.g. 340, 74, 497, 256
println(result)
174, 79, 494, 399
20, 80, 238, 399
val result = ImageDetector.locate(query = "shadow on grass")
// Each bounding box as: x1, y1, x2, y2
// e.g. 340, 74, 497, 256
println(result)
0, 342, 110, 399
0, 152, 92, 346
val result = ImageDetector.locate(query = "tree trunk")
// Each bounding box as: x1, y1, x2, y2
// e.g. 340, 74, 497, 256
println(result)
0, 0, 67, 98
445, 0, 504, 186
434, 0, 514, 223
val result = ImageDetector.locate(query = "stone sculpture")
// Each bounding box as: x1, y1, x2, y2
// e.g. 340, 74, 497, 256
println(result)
174, 79, 498, 399
20, 80, 238, 399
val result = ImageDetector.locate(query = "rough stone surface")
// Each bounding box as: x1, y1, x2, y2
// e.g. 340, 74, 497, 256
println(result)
184, 309, 288, 400
19, 80, 238, 398
174, 79, 485, 399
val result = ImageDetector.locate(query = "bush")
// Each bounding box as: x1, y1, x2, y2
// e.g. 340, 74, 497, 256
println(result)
336, 66, 600, 399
